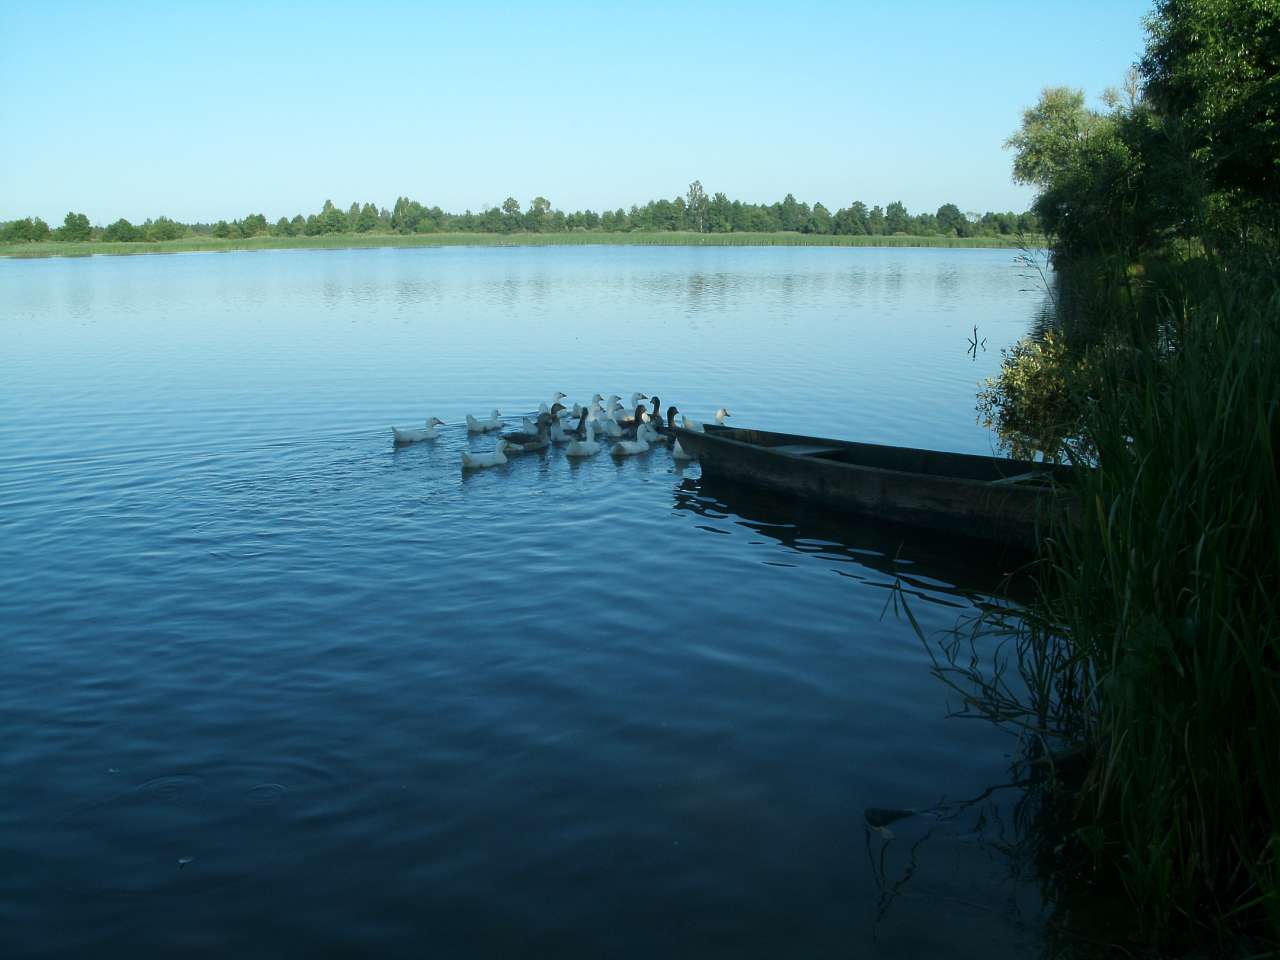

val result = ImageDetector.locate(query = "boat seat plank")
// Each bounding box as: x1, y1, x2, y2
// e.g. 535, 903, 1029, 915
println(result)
989, 470, 1051, 486
770, 444, 846, 457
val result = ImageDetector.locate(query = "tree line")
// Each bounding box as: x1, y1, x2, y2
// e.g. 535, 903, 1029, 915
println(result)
2, 188, 1038, 244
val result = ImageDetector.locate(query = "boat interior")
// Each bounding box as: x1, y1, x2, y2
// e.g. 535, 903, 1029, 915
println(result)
703, 426, 1073, 485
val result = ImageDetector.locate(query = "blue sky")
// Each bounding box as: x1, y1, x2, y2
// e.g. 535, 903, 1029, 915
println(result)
1, 1, 1153, 224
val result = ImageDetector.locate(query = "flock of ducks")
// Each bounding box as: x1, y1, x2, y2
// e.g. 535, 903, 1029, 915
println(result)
391, 392, 733, 470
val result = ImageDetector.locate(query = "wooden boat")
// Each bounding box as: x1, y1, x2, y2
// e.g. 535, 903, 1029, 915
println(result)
673, 425, 1077, 551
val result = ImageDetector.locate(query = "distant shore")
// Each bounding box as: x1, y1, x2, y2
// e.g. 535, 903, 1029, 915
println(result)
0, 231, 1040, 259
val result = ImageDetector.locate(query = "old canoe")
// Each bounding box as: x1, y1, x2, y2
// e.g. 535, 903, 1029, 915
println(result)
673, 425, 1076, 551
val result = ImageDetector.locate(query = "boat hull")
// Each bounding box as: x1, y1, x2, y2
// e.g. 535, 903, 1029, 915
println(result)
674, 426, 1075, 551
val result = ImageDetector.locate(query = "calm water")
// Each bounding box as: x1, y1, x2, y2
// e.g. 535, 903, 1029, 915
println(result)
2, 246, 1049, 957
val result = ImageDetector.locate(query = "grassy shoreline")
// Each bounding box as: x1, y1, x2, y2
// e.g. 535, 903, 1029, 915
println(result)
0, 230, 1039, 259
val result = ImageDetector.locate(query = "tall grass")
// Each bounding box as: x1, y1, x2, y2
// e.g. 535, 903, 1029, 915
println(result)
0, 230, 1039, 259
946, 257, 1280, 949
1041, 263, 1280, 946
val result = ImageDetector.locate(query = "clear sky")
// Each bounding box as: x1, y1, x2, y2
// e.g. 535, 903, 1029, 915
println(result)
1, 0, 1154, 224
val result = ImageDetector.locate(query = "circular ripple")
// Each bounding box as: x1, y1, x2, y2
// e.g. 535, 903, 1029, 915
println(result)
135, 775, 206, 802
244, 783, 287, 806
51, 761, 335, 897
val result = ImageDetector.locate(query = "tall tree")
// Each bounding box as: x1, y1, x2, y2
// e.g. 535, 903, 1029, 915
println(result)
804, 202, 832, 234
1004, 87, 1101, 188
1141, 0, 1280, 207
778, 193, 805, 231
525, 196, 551, 232
885, 201, 909, 234
936, 203, 967, 236
356, 202, 380, 232
686, 180, 708, 232
501, 197, 522, 231
55, 211, 91, 241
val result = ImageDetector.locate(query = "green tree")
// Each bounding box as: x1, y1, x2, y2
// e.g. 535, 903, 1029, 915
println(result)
525, 196, 551, 232
356, 202, 380, 232
1141, 0, 1280, 206
55, 211, 91, 241
1, 217, 51, 242
803, 202, 832, 234
705, 192, 731, 232
867, 205, 886, 235
500, 197, 522, 231
1, 218, 29, 242
146, 216, 183, 241
686, 180, 708, 232
778, 193, 806, 231
102, 218, 142, 241
832, 201, 868, 235
239, 213, 268, 236
936, 203, 967, 236
885, 201, 909, 234
1004, 87, 1102, 189
319, 200, 347, 233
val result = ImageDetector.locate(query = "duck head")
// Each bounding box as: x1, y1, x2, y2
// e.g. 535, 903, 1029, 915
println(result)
650, 396, 661, 418
666, 406, 678, 429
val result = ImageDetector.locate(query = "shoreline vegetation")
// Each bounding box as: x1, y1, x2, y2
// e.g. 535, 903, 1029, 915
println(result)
959, 0, 1279, 953
0, 230, 1039, 259
1, 185, 1040, 259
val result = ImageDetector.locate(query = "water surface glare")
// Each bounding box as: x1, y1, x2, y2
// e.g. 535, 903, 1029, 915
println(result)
2, 246, 1048, 957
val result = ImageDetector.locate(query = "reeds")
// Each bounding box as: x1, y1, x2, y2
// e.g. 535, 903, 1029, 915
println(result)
0, 230, 1038, 259
934, 257, 1280, 949
1042, 263, 1280, 945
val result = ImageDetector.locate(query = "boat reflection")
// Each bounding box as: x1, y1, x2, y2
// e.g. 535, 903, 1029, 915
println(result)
672, 473, 1036, 605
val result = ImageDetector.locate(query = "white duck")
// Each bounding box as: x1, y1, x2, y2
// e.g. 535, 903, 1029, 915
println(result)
392, 416, 446, 444
564, 420, 600, 458
461, 439, 509, 469
612, 393, 647, 424
611, 423, 652, 458
681, 408, 732, 433
466, 409, 503, 433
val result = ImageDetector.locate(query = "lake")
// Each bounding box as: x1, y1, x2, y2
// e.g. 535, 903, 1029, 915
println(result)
1, 245, 1051, 957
